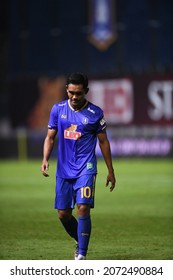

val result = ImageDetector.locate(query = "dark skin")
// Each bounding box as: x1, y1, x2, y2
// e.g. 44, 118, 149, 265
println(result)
41, 83, 116, 221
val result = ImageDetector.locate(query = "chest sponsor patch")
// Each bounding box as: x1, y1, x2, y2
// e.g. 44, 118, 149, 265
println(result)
64, 124, 81, 140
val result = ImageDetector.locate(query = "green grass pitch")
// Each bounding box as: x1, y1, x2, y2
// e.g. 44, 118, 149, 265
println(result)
0, 159, 173, 260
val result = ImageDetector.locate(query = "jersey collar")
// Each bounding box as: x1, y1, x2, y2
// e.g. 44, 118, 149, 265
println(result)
68, 99, 88, 112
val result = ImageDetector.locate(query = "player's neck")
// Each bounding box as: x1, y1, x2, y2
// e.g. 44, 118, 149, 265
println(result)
70, 99, 87, 111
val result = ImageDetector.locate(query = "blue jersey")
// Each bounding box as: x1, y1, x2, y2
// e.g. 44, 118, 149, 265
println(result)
48, 99, 106, 178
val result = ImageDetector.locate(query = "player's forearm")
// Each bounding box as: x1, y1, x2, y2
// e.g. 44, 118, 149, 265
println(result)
99, 140, 114, 173
42, 136, 54, 161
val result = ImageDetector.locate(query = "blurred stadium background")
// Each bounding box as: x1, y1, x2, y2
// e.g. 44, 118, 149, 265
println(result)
0, 0, 173, 159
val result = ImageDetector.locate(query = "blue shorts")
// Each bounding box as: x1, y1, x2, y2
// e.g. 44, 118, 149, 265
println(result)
54, 174, 96, 210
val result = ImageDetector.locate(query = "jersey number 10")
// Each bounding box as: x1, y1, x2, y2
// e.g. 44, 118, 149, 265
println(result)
80, 186, 91, 198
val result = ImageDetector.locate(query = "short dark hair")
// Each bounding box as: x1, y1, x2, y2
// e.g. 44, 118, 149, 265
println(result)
66, 72, 88, 89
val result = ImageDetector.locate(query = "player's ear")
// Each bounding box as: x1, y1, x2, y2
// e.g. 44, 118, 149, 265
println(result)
85, 88, 89, 94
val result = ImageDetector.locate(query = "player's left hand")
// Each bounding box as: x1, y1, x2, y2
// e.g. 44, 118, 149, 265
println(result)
41, 160, 50, 177
106, 172, 116, 192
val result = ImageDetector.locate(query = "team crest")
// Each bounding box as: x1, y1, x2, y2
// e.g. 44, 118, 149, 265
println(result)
82, 117, 89, 125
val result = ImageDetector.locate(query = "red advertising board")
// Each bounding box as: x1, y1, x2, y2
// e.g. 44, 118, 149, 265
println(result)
88, 75, 173, 125
88, 79, 133, 124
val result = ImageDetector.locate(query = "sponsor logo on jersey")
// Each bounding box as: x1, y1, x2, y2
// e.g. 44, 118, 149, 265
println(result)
58, 102, 66, 106
100, 118, 106, 126
61, 114, 67, 118
64, 124, 81, 140
88, 107, 95, 114
87, 162, 93, 169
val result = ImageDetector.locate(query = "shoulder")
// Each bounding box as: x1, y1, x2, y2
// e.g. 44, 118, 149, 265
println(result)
86, 101, 104, 117
53, 100, 67, 108
51, 100, 67, 112
57, 100, 68, 107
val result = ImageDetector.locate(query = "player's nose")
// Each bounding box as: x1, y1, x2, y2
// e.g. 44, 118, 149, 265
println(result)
72, 94, 78, 99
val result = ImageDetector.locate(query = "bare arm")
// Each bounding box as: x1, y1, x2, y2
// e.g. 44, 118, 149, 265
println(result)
97, 129, 116, 192
40, 129, 57, 177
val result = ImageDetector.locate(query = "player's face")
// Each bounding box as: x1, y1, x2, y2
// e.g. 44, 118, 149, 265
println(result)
66, 83, 87, 110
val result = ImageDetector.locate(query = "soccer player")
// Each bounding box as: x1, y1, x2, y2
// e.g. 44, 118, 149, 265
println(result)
41, 72, 116, 260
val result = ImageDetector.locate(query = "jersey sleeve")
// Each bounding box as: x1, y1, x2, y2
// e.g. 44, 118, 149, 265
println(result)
48, 104, 58, 130
95, 112, 107, 134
